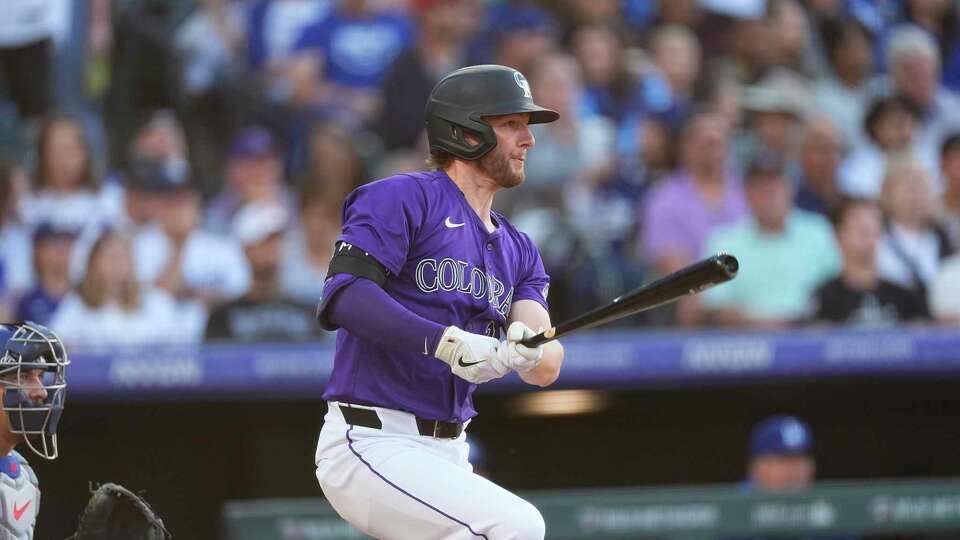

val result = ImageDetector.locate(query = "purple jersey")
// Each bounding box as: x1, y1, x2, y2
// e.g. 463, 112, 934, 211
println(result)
317, 170, 550, 422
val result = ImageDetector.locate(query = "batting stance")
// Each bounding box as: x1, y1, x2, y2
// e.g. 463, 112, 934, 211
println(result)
0, 322, 69, 539
314, 65, 565, 539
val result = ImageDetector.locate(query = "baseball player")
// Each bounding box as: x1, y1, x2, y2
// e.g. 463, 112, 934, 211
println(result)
313, 64, 565, 539
0, 322, 69, 539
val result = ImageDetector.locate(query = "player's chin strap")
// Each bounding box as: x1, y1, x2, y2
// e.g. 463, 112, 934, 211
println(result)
328, 241, 389, 286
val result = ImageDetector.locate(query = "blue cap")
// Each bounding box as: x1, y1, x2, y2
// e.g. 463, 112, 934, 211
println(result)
126, 157, 191, 193
492, 6, 554, 37
228, 126, 276, 160
749, 415, 813, 458
33, 222, 79, 244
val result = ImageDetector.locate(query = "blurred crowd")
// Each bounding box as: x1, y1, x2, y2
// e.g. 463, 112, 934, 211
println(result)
2, 0, 960, 347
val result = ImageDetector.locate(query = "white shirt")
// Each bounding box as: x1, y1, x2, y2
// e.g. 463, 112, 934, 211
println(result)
930, 254, 960, 319
49, 288, 188, 348
877, 222, 942, 290
133, 228, 251, 300
19, 185, 124, 233
279, 227, 327, 305
0, 224, 33, 296
0, 0, 54, 47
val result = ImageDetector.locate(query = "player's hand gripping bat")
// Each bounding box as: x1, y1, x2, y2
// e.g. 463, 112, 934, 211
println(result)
520, 253, 739, 347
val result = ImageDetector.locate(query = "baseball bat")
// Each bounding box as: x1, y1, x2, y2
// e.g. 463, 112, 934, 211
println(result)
520, 253, 739, 347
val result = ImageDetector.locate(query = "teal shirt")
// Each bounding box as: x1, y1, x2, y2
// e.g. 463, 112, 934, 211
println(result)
702, 210, 841, 319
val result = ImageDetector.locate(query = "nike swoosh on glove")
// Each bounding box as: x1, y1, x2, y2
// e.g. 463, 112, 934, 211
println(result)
434, 326, 511, 383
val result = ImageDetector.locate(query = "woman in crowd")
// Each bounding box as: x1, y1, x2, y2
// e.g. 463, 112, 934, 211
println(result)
876, 157, 953, 292
49, 230, 183, 347
19, 114, 123, 233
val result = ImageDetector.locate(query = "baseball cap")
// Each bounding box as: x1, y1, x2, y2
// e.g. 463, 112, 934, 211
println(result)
749, 415, 813, 458
232, 203, 288, 247
33, 222, 79, 244
126, 157, 192, 193
744, 151, 788, 184
228, 127, 277, 161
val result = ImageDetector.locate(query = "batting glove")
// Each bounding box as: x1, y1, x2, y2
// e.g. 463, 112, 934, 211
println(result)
498, 321, 544, 373
435, 326, 511, 384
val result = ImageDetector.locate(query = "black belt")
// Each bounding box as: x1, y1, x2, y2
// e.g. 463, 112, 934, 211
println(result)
337, 404, 464, 439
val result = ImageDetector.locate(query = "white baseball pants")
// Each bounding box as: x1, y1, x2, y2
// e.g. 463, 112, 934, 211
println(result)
315, 402, 546, 540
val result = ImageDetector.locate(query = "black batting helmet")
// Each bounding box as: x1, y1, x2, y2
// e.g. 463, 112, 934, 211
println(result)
425, 64, 559, 160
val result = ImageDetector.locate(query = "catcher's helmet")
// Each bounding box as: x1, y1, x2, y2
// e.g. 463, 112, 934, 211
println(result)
0, 322, 68, 460
425, 64, 559, 160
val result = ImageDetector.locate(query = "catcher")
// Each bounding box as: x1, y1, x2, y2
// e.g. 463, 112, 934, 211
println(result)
0, 322, 69, 539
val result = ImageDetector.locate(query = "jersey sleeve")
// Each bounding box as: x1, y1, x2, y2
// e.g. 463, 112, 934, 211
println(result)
513, 232, 551, 310
339, 176, 427, 276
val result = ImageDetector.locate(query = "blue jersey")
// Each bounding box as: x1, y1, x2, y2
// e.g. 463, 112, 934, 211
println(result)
318, 170, 550, 422
294, 9, 413, 89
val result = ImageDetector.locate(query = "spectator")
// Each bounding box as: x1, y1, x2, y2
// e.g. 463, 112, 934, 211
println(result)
929, 253, 960, 323
746, 415, 815, 493
882, 24, 960, 182
643, 24, 701, 122
174, 0, 244, 98
205, 126, 293, 234
641, 112, 747, 276
298, 122, 366, 206
876, 157, 952, 291
793, 116, 846, 217
487, 5, 557, 75
767, 0, 825, 78
571, 23, 642, 126
702, 153, 840, 328
813, 197, 929, 325
133, 172, 251, 341
0, 161, 30, 317
291, 0, 415, 123
737, 68, 810, 164
814, 17, 874, 148
20, 114, 123, 233
49, 230, 184, 347
903, 0, 960, 92
245, 0, 332, 72
205, 203, 323, 341
120, 111, 192, 238
0, 0, 56, 120
505, 53, 616, 215
280, 183, 340, 304
840, 95, 925, 198
936, 133, 960, 250
376, 0, 479, 152
14, 223, 78, 325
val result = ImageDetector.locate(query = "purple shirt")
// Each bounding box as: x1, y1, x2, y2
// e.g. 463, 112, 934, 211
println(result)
318, 170, 550, 422
640, 171, 747, 264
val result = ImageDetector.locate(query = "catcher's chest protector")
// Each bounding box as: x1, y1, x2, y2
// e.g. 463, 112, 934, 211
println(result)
0, 452, 38, 540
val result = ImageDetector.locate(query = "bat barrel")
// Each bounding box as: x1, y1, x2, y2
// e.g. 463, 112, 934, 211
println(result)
519, 253, 739, 347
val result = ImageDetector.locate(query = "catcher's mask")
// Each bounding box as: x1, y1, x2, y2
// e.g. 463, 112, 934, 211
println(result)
0, 322, 68, 460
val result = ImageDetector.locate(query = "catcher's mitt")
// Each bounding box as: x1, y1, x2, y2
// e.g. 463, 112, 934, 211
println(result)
69, 483, 171, 540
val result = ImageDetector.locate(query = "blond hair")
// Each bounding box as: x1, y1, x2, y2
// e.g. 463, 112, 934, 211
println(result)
78, 231, 141, 311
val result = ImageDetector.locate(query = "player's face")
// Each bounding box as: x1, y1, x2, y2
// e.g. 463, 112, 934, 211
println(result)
750, 454, 815, 493
479, 113, 535, 188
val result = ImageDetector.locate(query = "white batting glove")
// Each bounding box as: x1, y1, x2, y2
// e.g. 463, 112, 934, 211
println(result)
434, 326, 511, 384
498, 321, 544, 373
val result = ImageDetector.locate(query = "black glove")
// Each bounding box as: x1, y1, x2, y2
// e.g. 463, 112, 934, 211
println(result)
69, 483, 171, 540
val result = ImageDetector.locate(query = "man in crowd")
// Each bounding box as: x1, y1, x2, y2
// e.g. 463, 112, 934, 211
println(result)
702, 152, 839, 328
813, 198, 929, 325
15, 223, 77, 324
793, 116, 846, 218
205, 202, 323, 341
